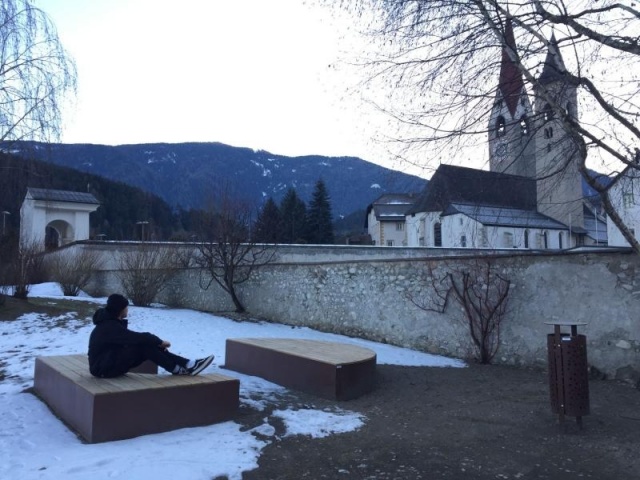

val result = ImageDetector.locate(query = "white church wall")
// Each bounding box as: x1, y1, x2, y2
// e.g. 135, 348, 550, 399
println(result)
408, 212, 570, 251
422, 212, 443, 247
405, 213, 425, 246
440, 214, 484, 248
607, 174, 640, 247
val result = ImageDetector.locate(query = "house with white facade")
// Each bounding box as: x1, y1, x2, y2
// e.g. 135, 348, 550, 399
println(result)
607, 164, 640, 247
365, 193, 417, 246
406, 23, 607, 250
20, 187, 100, 251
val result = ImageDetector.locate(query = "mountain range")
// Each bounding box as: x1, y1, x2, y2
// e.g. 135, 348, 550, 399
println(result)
6, 141, 429, 218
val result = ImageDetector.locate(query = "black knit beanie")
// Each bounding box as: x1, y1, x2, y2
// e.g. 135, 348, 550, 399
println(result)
106, 293, 129, 315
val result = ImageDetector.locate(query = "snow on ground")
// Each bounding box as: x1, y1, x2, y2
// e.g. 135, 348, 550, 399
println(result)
0, 283, 465, 480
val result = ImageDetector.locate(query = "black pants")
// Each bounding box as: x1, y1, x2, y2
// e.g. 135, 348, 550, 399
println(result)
92, 345, 188, 378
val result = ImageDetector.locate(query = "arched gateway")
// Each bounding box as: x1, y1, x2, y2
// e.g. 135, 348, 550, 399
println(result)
20, 188, 100, 251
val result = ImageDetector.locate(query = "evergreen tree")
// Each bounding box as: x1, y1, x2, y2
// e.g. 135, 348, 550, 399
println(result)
306, 179, 335, 244
279, 188, 307, 244
253, 197, 281, 243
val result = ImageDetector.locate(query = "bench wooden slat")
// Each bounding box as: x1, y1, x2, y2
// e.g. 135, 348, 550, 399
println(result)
230, 338, 376, 365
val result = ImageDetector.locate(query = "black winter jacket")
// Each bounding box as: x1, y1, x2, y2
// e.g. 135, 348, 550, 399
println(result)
88, 307, 162, 377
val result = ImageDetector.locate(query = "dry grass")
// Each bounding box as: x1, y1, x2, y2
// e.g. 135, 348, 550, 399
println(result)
0, 295, 99, 322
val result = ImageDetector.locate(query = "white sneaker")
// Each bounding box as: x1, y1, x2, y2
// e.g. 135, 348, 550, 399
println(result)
187, 355, 215, 375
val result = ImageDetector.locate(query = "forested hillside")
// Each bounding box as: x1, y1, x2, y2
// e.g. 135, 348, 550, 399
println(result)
0, 153, 177, 240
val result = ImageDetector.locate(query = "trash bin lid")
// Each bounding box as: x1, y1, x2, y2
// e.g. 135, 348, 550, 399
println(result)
543, 321, 588, 326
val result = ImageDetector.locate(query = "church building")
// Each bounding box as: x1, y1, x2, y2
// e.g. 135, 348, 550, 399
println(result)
406, 23, 606, 250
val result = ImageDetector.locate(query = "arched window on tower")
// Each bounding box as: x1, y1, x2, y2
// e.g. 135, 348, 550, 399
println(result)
566, 101, 573, 118
543, 104, 554, 123
496, 116, 506, 137
434, 222, 442, 247
520, 116, 529, 136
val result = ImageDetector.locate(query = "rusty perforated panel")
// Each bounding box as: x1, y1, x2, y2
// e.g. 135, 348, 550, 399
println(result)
547, 334, 590, 417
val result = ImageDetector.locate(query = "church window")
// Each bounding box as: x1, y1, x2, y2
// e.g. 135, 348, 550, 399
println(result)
543, 104, 554, 123
544, 127, 554, 139
520, 116, 529, 136
524, 229, 530, 248
496, 116, 506, 137
387, 240, 394, 246
543, 231, 549, 249
396, 222, 404, 231
480, 227, 488, 247
558, 232, 563, 249
503, 232, 513, 248
566, 101, 573, 118
623, 192, 634, 209
461, 235, 467, 247
434, 222, 442, 247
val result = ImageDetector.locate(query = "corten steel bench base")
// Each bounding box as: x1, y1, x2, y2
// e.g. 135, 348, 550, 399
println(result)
33, 354, 239, 443
225, 338, 376, 400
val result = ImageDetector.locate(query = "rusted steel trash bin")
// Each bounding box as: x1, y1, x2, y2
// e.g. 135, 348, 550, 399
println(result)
545, 321, 590, 430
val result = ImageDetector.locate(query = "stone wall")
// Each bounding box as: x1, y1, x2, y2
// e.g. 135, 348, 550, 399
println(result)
71, 242, 640, 383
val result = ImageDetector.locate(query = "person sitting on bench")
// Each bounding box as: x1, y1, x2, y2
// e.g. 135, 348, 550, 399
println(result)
88, 293, 214, 378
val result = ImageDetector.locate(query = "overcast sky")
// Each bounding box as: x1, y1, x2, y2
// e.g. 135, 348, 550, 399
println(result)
35, 0, 410, 172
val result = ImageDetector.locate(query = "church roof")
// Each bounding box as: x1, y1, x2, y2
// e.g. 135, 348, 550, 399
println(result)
27, 187, 99, 205
408, 164, 536, 215
370, 193, 416, 206
498, 20, 525, 116
371, 204, 413, 221
365, 193, 417, 226
442, 203, 567, 230
538, 34, 568, 85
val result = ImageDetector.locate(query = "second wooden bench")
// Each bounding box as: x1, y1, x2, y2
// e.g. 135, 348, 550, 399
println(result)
224, 338, 376, 400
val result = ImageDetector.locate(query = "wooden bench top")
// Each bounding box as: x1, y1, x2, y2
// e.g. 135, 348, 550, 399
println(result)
38, 354, 229, 395
228, 338, 376, 366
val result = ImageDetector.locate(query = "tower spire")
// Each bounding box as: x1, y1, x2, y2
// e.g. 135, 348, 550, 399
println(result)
539, 33, 567, 85
498, 19, 525, 116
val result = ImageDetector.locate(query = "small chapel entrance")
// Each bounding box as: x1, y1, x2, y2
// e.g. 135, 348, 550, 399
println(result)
20, 188, 99, 251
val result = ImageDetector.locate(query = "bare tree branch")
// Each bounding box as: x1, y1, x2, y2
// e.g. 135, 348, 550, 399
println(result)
193, 185, 277, 313
408, 259, 511, 363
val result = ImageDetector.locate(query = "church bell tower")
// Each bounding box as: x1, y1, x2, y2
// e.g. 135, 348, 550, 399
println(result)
488, 20, 535, 178
533, 34, 584, 231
